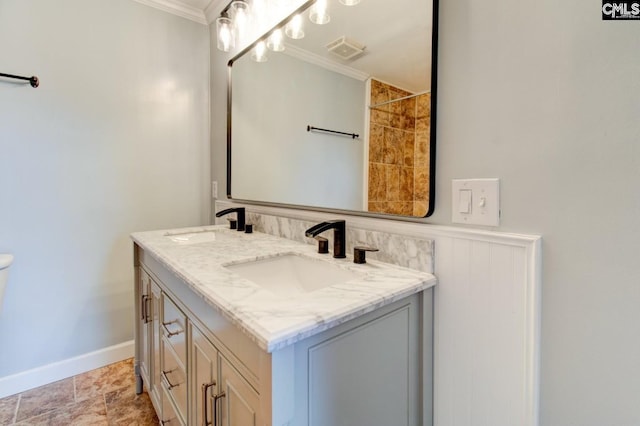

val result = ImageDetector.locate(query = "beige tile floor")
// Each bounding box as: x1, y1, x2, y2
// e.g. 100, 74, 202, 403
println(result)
0, 358, 158, 425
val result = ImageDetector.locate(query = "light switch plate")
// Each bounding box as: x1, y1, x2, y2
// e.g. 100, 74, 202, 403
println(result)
212, 181, 218, 199
452, 178, 500, 226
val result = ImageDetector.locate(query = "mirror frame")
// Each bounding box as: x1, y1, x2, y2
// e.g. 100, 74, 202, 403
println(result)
226, 0, 439, 220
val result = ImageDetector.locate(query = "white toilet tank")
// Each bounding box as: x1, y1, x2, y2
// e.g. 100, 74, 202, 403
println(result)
0, 254, 13, 313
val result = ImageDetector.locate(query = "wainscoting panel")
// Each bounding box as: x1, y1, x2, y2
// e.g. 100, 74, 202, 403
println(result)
214, 200, 542, 426
433, 233, 540, 426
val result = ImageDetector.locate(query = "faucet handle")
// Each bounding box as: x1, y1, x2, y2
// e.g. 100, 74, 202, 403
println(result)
226, 217, 237, 230
353, 246, 379, 264
315, 236, 329, 254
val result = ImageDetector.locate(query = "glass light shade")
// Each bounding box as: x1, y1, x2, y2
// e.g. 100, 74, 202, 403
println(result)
251, 41, 268, 62
285, 14, 305, 39
266, 29, 285, 52
216, 16, 235, 52
309, 0, 330, 24
231, 1, 250, 35
339, 0, 361, 5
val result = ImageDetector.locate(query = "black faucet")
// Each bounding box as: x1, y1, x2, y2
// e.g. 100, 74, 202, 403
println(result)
216, 207, 245, 231
305, 220, 346, 258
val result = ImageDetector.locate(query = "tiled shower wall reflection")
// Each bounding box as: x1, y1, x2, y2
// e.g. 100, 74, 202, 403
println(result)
368, 79, 430, 216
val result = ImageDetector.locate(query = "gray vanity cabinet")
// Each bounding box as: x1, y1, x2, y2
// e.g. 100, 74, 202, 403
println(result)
218, 353, 261, 425
190, 316, 261, 426
134, 244, 433, 426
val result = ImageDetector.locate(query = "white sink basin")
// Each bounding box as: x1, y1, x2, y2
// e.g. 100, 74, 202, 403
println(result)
165, 229, 235, 244
225, 253, 363, 295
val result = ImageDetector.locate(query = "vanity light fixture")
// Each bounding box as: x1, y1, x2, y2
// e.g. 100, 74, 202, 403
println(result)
251, 40, 269, 62
216, 13, 235, 52
309, 0, 330, 25
216, 0, 342, 52
215, 0, 255, 52
266, 29, 285, 52
285, 14, 305, 39
231, 0, 250, 41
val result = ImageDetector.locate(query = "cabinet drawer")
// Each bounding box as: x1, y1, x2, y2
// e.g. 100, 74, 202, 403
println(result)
162, 294, 187, 367
161, 382, 185, 426
161, 339, 187, 423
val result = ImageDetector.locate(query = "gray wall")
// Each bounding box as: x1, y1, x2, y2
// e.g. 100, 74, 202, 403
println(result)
0, 0, 210, 377
211, 2, 640, 425
231, 52, 365, 210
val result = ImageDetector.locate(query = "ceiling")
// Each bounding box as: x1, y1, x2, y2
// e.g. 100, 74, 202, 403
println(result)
179, 0, 213, 8
289, 0, 432, 93
142, 0, 433, 93
133, 0, 220, 24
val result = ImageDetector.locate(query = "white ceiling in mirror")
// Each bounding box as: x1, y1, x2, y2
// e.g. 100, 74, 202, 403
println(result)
138, 0, 431, 93
287, 0, 431, 93
131, 0, 211, 23
180, 0, 213, 8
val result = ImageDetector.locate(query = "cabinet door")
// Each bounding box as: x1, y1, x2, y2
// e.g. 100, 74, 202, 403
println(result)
150, 281, 162, 408
160, 293, 188, 424
218, 354, 260, 426
191, 325, 219, 426
138, 269, 151, 383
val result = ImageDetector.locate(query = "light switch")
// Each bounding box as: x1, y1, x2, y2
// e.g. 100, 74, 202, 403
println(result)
452, 178, 500, 226
458, 189, 472, 214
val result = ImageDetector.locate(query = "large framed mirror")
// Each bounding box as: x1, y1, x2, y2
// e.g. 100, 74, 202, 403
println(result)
227, 0, 438, 218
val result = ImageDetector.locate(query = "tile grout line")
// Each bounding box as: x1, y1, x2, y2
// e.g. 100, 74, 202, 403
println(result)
104, 390, 111, 423
11, 394, 20, 425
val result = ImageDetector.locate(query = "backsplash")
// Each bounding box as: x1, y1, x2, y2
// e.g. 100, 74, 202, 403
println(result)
245, 210, 434, 273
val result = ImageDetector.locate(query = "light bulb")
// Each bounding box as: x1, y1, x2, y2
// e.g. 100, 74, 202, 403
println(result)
267, 29, 285, 52
251, 41, 268, 62
309, 0, 330, 24
216, 16, 235, 52
231, 0, 250, 41
339, 0, 361, 5
285, 14, 304, 39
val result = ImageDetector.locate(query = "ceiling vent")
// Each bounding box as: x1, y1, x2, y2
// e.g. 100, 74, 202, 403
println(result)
326, 36, 365, 60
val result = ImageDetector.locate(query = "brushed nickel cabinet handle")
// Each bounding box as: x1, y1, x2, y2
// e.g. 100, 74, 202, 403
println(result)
202, 381, 216, 426
162, 320, 183, 337
161, 369, 182, 390
141, 295, 150, 323
213, 390, 226, 426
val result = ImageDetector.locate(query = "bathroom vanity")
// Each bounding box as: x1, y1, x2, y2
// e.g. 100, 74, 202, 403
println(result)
132, 225, 436, 426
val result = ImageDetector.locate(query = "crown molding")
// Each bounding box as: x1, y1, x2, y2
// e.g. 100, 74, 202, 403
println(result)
132, 0, 208, 25
282, 43, 369, 82
205, 0, 227, 24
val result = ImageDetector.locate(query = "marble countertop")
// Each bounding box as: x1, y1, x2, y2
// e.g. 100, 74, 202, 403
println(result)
131, 225, 436, 353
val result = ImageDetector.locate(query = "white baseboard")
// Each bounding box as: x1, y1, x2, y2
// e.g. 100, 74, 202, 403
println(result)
0, 340, 134, 399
